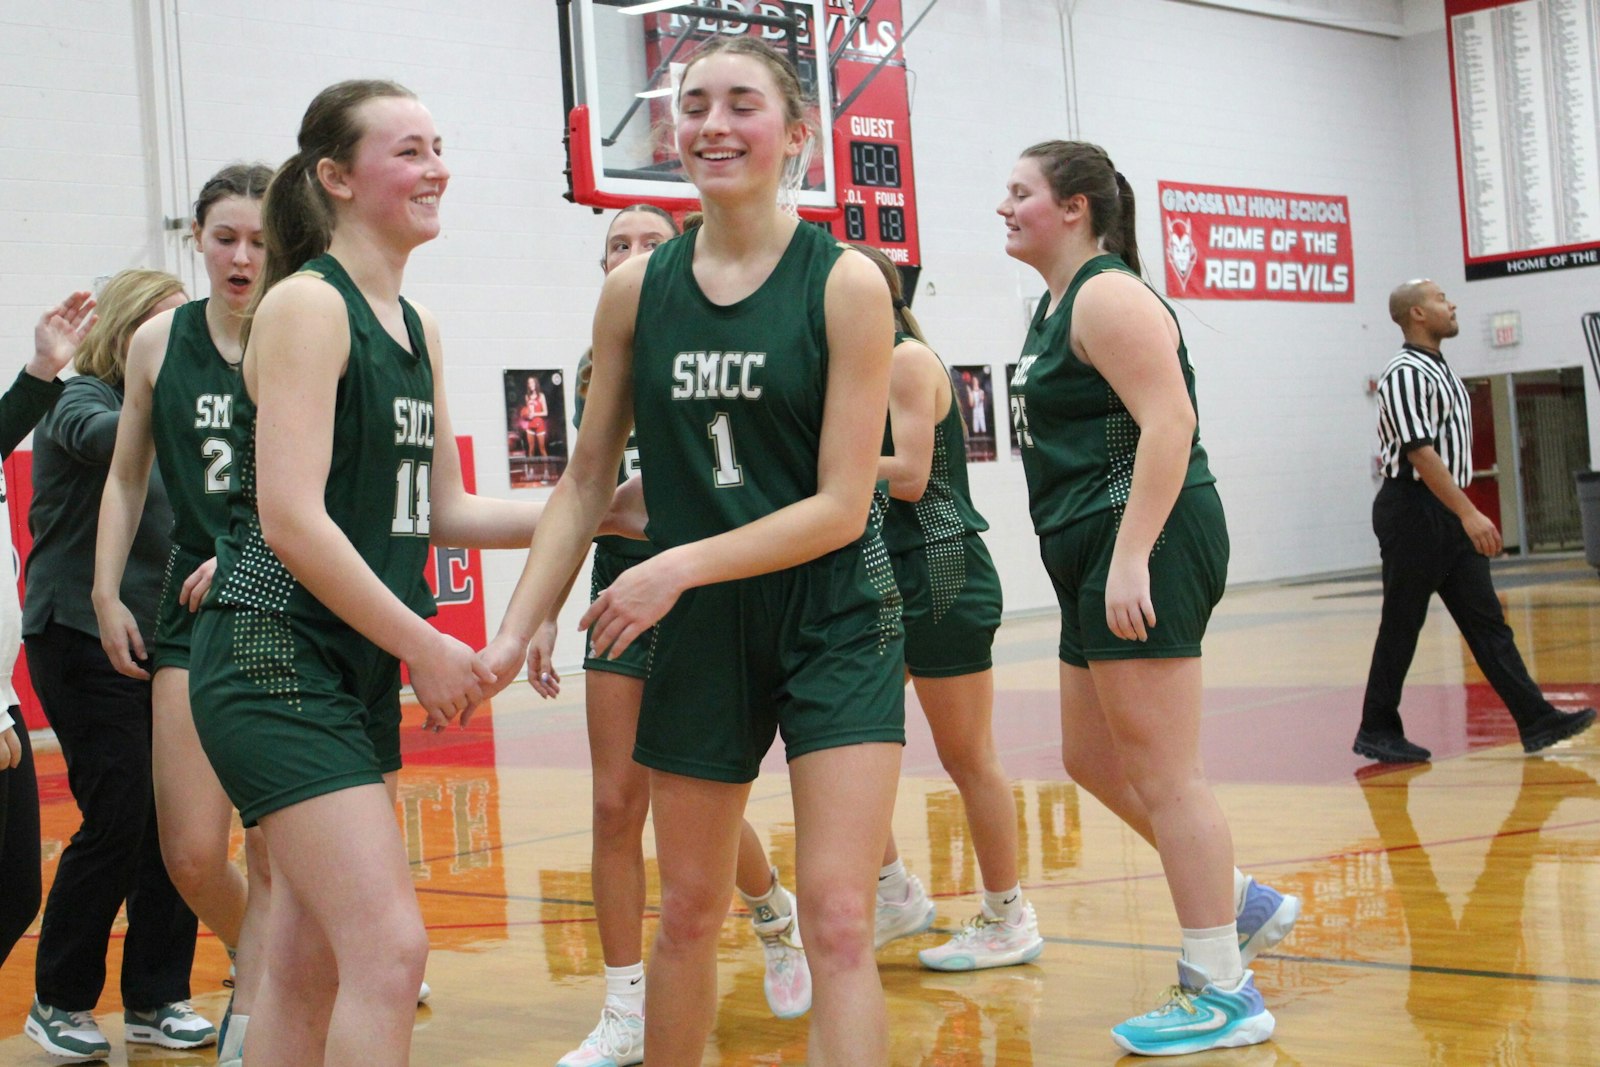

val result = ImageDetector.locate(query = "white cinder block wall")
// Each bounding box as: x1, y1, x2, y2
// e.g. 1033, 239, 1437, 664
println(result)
2, 1, 1592, 671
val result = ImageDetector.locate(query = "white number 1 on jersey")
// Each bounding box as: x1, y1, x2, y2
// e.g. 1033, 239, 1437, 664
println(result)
707, 412, 743, 488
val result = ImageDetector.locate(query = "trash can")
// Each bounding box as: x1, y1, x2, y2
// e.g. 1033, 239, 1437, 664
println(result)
1577, 471, 1600, 571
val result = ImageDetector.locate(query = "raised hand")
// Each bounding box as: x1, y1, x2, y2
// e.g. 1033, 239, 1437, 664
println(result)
30, 291, 96, 380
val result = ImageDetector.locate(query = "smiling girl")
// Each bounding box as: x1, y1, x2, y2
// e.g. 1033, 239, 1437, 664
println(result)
186, 80, 548, 1066
488, 38, 902, 1067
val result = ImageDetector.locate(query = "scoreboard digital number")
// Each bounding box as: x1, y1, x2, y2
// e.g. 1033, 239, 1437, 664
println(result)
849, 141, 901, 187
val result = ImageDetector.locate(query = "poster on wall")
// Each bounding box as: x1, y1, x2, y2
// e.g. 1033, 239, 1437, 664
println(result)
503, 369, 568, 488
1005, 362, 1023, 458
951, 364, 996, 463
1446, 0, 1600, 280
1158, 181, 1353, 302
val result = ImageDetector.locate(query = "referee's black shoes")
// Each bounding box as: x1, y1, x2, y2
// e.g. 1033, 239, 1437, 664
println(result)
1520, 706, 1598, 754
1352, 729, 1432, 764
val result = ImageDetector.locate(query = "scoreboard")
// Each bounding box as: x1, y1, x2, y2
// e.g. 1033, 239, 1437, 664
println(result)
827, 0, 920, 267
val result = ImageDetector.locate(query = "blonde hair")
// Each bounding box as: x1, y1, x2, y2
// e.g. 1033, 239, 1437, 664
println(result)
73, 269, 185, 385
850, 243, 927, 345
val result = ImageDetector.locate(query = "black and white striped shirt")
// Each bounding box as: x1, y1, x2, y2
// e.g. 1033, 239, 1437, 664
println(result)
1375, 343, 1473, 487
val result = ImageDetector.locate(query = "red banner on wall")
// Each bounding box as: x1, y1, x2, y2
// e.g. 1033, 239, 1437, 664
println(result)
6, 437, 488, 730
1159, 181, 1354, 302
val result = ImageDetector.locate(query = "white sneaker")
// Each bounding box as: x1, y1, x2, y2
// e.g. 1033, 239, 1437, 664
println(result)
24, 997, 109, 1062
917, 901, 1044, 971
751, 887, 812, 1019
556, 1003, 644, 1067
418, 980, 431, 1004
875, 872, 936, 949
123, 1000, 217, 1049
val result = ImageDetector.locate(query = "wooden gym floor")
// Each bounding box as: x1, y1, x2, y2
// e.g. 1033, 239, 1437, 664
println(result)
2, 555, 1598, 1065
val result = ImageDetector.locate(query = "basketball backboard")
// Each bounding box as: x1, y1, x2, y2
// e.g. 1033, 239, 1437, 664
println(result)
558, 0, 838, 216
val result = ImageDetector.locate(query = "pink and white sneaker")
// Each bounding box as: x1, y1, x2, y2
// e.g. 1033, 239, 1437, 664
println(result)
750, 887, 812, 1019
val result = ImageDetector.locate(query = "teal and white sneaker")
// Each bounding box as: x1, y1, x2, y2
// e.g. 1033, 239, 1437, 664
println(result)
24, 996, 110, 1062
750, 887, 812, 1019
123, 1001, 217, 1049
918, 900, 1044, 972
556, 1003, 644, 1067
874, 873, 936, 949
1236, 878, 1301, 965
1112, 960, 1274, 1056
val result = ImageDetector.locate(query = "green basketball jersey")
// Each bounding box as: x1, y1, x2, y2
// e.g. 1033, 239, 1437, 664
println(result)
633, 222, 850, 548
150, 299, 239, 557
210, 253, 437, 621
1011, 254, 1214, 536
879, 332, 989, 556
573, 387, 653, 561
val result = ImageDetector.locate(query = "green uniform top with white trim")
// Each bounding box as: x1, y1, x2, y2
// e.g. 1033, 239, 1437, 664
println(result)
150, 299, 239, 558
879, 331, 990, 556
574, 388, 653, 561
633, 222, 865, 548
209, 253, 437, 621
1011, 254, 1214, 537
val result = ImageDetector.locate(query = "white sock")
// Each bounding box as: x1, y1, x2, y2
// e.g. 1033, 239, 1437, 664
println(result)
982, 884, 1025, 925
603, 962, 645, 1016
1181, 923, 1243, 986
739, 867, 792, 923
218, 1014, 248, 1059
878, 859, 910, 902
1233, 868, 1250, 913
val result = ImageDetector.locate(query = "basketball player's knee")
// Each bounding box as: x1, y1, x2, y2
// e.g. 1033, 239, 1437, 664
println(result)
795, 887, 873, 968
342, 915, 430, 995
655, 882, 730, 947
939, 743, 1002, 790
1060, 745, 1098, 787
160, 836, 227, 902
591, 784, 648, 842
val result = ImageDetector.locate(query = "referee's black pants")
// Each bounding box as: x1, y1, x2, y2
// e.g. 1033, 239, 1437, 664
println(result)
1360, 477, 1556, 738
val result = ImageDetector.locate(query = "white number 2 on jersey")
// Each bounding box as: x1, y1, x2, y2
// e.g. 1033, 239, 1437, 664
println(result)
202, 437, 233, 493
392, 459, 432, 535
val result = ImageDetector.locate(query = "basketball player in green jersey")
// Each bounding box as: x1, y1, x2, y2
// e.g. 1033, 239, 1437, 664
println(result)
1001, 142, 1291, 1055
183, 81, 571, 1067
536, 205, 811, 1067
487, 38, 903, 1067
94, 164, 272, 1057
848, 244, 1044, 972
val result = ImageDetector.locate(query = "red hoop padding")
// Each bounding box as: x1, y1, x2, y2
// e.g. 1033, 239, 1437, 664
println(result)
567, 105, 842, 222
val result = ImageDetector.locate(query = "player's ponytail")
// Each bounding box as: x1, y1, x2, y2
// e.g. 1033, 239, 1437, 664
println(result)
243, 79, 417, 349
1020, 140, 1141, 276
850, 242, 927, 345
1110, 170, 1141, 276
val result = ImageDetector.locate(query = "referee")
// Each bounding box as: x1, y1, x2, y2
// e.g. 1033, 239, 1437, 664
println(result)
1355, 279, 1595, 763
